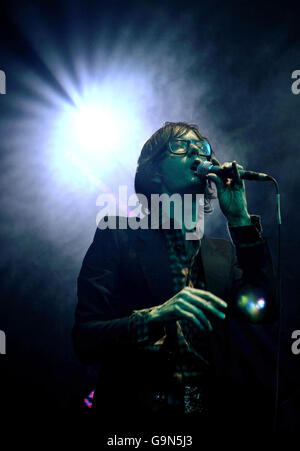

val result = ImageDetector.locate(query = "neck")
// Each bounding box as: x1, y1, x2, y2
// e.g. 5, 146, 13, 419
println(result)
149, 192, 204, 240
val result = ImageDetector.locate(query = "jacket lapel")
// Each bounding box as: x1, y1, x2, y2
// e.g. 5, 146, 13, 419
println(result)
135, 230, 230, 306
201, 236, 230, 298
135, 228, 175, 306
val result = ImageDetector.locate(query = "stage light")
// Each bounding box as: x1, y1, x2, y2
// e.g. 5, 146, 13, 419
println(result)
51, 85, 143, 188
256, 298, 266, 310
66, 100, 125, 158
83, 390, 94, 408
237, 291, 266, 321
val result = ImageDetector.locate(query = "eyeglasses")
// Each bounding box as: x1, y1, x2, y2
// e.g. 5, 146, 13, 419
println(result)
168, 139, 211, 157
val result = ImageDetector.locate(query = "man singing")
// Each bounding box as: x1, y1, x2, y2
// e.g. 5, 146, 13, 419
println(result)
73, 122, 276, 429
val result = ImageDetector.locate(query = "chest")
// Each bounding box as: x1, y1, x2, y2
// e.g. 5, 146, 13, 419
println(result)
118, 230, 232, 312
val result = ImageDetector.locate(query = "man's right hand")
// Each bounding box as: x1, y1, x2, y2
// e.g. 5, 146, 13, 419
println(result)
148, 286, 227, 332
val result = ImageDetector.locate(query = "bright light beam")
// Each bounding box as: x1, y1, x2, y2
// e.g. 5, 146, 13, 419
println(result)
51, 84, 143, 188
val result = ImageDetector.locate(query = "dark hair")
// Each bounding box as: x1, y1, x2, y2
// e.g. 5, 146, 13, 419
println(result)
134, 121, 217, 213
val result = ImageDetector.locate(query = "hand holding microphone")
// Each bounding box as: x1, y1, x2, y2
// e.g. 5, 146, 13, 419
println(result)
199, 158, 255, 226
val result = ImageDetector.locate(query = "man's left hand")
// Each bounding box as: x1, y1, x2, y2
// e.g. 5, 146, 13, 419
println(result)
206, 159, 252, 227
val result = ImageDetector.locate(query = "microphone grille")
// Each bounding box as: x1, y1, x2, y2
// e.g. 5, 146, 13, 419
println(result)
196, 160, 213, 177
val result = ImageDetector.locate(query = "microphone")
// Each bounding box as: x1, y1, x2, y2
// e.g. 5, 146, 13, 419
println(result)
196, 160, 271, 181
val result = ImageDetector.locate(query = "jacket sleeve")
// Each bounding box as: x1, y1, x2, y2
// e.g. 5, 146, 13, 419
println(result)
72, 225, 164, 364
227, 215, 278, 323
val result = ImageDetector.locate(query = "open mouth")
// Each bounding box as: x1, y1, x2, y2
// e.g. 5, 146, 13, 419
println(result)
190, 160, 200, 174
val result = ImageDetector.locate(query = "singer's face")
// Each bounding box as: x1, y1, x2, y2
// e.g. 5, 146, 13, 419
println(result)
157, 129, 210, 195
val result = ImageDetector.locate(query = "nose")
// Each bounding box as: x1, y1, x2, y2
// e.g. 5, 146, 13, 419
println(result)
188, 143, 202, 157
188, 144, 207, 160
189, 143, 198, 154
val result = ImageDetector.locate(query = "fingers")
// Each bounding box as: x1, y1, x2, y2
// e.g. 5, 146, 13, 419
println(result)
211, 157, 221, 167
206, 157, 223, 189
175, 305, 205, 331
223, 161, 244, 187
154, 288, 227, 330
177, 298, 212, 331
184, 286, 227, 309
231, 160, 243, 186
222, 161, 244, 172
178, 290, 226, 320
207, 161, 245, 190
190, 295, 226, 320
205, 173, 224, 192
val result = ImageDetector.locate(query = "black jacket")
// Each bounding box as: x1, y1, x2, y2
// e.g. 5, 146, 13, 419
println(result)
73, 216, 277, 417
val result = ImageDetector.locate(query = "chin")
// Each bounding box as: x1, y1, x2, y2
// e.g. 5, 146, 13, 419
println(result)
180, 185, 205, 195
187, 177, 206, 194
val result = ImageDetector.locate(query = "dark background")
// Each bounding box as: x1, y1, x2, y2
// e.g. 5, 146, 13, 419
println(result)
0, 0, 299, 424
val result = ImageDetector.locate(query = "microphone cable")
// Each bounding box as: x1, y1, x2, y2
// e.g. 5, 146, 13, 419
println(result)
268, 177, 282, 433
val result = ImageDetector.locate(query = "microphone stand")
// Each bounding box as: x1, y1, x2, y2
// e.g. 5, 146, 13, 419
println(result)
268, 176, 282, 433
